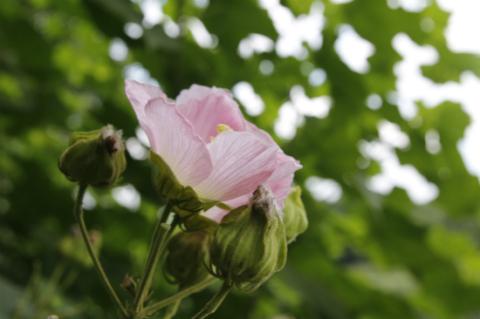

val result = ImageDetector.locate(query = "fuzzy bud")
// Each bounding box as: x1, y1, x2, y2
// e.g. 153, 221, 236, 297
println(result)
59, 125, 126, 187
207, 185, 287, 292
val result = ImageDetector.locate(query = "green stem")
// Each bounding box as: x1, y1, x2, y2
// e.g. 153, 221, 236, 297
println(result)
163, 299, 181, 319
133, 203, 175, 312
136, 208, 167, 296
139, 277, 216, 317
74, 184, 128, 317
192, 282, 232, 319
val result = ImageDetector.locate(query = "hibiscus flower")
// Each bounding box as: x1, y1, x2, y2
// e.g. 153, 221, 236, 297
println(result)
125, 80, 301, 222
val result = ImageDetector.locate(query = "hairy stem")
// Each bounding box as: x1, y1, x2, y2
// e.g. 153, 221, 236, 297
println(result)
74, 184, 128, 317
192, 281, 232, 319
133, 203, 176, 313
139, 277, 216, 317
163, 299, 181, 319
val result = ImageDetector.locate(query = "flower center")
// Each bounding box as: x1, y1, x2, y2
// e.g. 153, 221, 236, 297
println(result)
210, 124, 233, 142
216, 123, 232, 134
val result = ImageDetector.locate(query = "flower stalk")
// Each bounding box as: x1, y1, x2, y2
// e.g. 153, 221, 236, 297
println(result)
163, 299, 181, 319
192, 281, 232, 319
74, 184, 128, 317
139, 277, 216, 317
133, 203, 176, 313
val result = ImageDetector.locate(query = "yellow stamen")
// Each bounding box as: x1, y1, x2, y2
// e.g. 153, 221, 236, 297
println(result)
216, 123, 232, 134
210, 124, 233, 142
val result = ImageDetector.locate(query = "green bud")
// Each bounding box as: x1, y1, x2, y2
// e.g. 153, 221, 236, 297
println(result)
207, 186, 287, 292
164, 215, 216, 288
59, 125, 126, 187
283, 186, 308, 243
150, 151, 224, 217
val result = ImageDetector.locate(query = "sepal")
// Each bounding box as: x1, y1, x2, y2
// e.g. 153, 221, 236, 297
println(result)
183, 214, 219, 232
283, 186, 308, 243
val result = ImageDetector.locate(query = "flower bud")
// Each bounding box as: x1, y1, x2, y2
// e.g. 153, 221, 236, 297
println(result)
207, 185, 287, 292
164, 215, 216, 288
283, 186, 308, 243
59, 125, 126, 187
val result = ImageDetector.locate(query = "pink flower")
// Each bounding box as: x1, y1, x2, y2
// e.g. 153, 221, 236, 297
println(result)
125, 80, 301, 222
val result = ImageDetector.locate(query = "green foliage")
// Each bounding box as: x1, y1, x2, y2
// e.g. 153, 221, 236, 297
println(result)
1, 0, 480, 318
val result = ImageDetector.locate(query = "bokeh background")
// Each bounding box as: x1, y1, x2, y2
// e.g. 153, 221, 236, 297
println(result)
2, 0, 480, 318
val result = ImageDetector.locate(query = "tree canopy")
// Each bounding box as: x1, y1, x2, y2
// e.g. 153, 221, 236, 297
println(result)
1, 0, 479, 318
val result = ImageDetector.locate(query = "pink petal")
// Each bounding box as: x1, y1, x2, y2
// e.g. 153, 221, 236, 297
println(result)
246, 122, 301, 206
203, 154, 300, 222
245, 122, 277, 146
195, 131, 277, 201
202, 195, 250, 223
176, 85, 246, 142
125, 80, 167, 124
142, 97, 213, 187
266, 153, 302, 207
